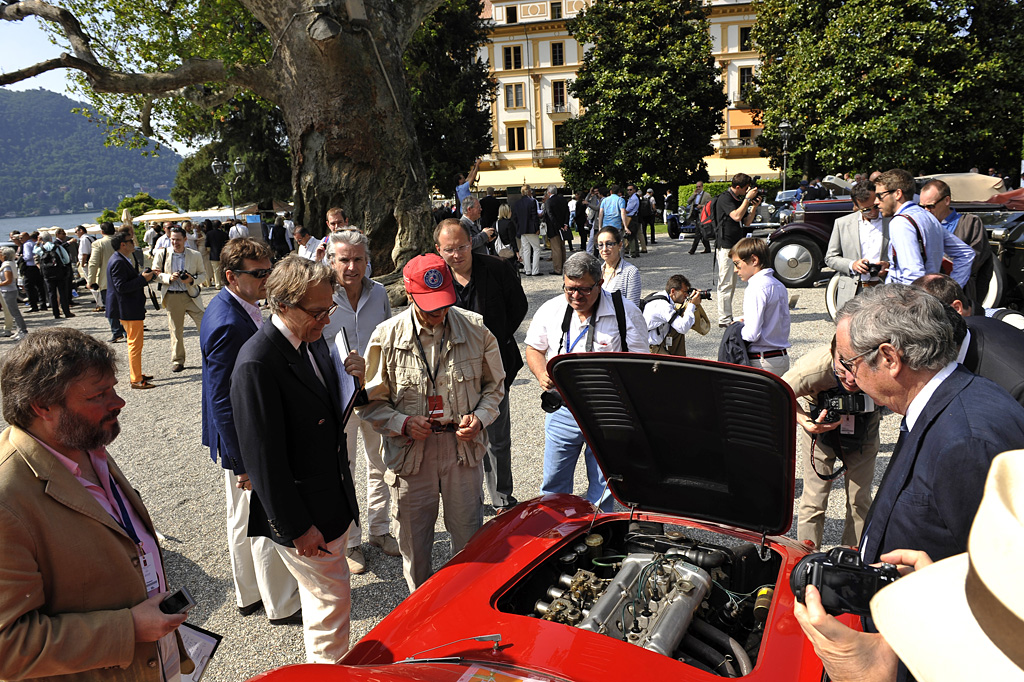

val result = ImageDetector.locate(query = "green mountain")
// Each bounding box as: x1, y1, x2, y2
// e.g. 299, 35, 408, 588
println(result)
0, 88, 181, 218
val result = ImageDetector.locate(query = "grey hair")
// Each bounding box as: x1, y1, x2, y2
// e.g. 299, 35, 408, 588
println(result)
265, 255, 338, 315
563, 251, 602, 283
1, 247, 16, 261
461, 195, 480, 213
37, 232, 53, 243
547, 185, 558, 195
836, 283, 956, 371
328, 229, 369, 251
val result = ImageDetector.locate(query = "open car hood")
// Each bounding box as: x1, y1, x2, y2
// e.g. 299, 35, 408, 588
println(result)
548, 354, 797, 536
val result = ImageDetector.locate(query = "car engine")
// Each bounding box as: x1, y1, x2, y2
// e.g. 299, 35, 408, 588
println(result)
497, 520, 782, 677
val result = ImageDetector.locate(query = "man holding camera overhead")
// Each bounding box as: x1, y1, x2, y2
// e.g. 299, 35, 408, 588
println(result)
525, 252, 646, 512
152, 226, 206, 373
715, 173, 763, 327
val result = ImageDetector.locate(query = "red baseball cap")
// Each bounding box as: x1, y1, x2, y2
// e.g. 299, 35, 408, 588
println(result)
403, 254, 456, 312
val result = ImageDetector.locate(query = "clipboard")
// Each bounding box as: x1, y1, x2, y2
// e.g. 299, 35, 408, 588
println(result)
338, 328, 366, 425
178, 622, 223, 681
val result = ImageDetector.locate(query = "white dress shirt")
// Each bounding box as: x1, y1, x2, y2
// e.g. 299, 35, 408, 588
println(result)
643, 296, 696, 346
904, 361, 957, 432
858, 215, 885, 281
526, 289, 647, 362
740, 268, 791, 352
225, 287, 264, 328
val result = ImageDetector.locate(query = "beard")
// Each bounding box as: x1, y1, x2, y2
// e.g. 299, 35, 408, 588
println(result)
57, 406, 121, 451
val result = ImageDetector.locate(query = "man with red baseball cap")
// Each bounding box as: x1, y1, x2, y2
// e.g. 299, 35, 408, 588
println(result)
358, 254, 505, 590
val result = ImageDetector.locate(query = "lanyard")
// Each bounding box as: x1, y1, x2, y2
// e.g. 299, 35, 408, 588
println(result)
567, 325, 591, 352
413, 324, 446, 392
108, 474, 143, 547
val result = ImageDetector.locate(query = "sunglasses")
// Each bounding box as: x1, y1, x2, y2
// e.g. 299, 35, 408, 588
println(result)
232, 268, 274, 279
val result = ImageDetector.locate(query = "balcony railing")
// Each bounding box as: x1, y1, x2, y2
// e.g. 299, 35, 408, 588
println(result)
714, 136, 761, 152
546, 103, 574, 115
532, 147, 565, 162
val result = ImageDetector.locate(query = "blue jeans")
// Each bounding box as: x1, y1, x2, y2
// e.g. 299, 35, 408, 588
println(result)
542, 406, 613, 511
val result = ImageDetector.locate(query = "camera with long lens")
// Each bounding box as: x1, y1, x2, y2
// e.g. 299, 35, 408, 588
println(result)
540, 389, 564, 413
695, 289, 712, 301
814, 386, 876, 423
790, 547, 900, 617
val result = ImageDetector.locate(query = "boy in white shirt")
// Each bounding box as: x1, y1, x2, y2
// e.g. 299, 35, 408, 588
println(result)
730, 237, 791, 375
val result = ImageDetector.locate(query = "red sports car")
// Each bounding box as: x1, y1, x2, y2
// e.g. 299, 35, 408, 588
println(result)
252, 355, 843, 681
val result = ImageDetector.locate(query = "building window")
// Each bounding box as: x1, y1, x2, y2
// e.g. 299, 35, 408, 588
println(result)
503, 45, 523, 70
554, 123, 566, 149
551, 1, 562, 19
506, 5, 518, 23
551, 41, 565, 66
504, 83, 525, 109
552, 81, 567, 109
507, 125, 526, 151
739, 66, 754, 100
739, 26, 752, 51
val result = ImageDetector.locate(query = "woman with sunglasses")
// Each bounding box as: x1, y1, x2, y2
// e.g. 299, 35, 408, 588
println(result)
595, 226, 642, 307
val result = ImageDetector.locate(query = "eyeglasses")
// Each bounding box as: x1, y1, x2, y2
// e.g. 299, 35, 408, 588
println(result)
837, 344, 881, 376
919, 200, 946, 210
439, 244, 472, 256
563, 284, 596, 297
875, 190, 894, 200
292, 301, 338, 322
597, 241, 619, 250
232, 267, 274, 279
858, 206, 875, 214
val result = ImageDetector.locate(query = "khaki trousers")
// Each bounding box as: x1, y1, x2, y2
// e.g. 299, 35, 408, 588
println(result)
225, 470, 300, 619
716, 248, 737, 324
796, 421, 879, 549
549, 232, 566, 275
344, 415, 390, 548
274, 530, 351, 663
121, 319, 145, 383
391, 432, 483, 591
211, 260, 226, 288
163, 291, 204, 365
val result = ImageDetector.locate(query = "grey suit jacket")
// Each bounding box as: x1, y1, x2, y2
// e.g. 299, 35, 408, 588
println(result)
825, 211, 890, 309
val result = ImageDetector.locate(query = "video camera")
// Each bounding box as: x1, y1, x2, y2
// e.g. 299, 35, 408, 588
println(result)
790, 547, 900, 617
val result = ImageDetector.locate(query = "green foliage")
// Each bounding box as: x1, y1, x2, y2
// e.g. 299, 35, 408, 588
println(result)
560, 0, 726, 190
96, 193, 178, 224
0, 90, 180, 217
678, 179, 782, 205
404, 0, 496, 197
751, 0, 1024, 176
170, 96, 292, 210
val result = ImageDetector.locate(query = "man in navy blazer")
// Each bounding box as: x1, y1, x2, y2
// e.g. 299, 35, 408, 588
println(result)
200, 237, 299, 625
804, 284, 1024, 682
106, 229, 156, 389
231, 255, 363, 663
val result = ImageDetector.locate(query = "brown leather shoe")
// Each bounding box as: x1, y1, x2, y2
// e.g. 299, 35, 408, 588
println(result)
130, 380, 156, 390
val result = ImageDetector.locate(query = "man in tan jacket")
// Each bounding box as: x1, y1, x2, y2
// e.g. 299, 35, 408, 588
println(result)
359, 254, 505, 591
0, 328, 192, 681
152, 226, 206, 372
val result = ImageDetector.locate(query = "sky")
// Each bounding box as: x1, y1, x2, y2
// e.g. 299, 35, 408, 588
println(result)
0, 17, 76, 97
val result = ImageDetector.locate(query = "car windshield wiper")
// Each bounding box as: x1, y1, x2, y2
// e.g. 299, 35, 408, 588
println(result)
399, 634, 502, 662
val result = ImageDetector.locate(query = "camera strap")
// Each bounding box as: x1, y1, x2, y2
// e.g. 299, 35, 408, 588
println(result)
809, 435, 847, 481
559, 304, 595, 354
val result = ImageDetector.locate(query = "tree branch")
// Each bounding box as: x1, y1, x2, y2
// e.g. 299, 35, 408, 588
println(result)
0, 57, 67, 86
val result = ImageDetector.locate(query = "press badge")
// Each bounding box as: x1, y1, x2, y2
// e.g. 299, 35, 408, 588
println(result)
140, 552, 160, 594
427, 395, 444, 420
840, 414, 855, 435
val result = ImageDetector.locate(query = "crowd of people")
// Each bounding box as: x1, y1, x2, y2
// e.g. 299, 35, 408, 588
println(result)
2, 163, 1024, 681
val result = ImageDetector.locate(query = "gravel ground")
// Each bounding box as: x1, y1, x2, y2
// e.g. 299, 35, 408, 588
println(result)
0, 233, 900, 680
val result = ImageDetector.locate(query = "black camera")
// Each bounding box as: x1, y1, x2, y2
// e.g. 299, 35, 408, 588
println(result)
866, 262, 883, 278
177, 270, 193, 281
815, 387, 875, 423
790, 547, 900, 617
696, 289, 712, 301
540, 389, 564, 413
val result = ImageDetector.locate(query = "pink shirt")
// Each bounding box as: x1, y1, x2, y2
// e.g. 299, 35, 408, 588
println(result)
39, 438, 167, 596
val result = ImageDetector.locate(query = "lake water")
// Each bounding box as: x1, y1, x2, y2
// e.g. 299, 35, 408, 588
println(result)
0, 211, 102, 235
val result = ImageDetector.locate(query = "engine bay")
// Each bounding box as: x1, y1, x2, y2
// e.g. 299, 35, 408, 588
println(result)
496, 519, 782, 677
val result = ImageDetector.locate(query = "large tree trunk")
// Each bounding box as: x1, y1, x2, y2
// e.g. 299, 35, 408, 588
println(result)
266, 6, 439, 283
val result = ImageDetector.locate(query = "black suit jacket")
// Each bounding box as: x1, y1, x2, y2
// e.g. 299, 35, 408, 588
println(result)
231, 322, 359, 546
479, 195, 499, 228
861, 366, 1024, 567
459, 255, 529, 389
964, 315, 1024, 407
542, 193, 570, 238
105, 251, 148, 321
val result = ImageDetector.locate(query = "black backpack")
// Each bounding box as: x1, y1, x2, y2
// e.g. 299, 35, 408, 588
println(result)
639, 194, 654, 218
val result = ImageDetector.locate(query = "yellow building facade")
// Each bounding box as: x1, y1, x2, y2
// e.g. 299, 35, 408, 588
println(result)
476, 0, 777, 191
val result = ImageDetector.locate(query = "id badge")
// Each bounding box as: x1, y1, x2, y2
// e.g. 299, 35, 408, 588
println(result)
840, 414, 856, 435
427, 395, 444, 420
140, 551, 161, 595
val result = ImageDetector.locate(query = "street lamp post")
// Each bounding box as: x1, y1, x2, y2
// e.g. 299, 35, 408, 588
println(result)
211, 157, 247, 222
779, 120, 791, 193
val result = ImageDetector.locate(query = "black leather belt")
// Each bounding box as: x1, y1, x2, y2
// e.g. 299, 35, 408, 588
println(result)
750, 349, 788, 359
430, 422, 457, 433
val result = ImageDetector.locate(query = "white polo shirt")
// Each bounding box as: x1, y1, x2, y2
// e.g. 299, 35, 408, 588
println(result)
526, 289, 647, 361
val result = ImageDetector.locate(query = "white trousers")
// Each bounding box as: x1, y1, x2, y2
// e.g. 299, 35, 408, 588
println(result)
345, 414, 390, 547
224, 470, 300, 619
274, 531, 351, 663
716, 247, 737, 325
521, 233, 541, 275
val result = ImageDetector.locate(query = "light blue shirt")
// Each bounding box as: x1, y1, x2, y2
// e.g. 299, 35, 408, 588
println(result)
599, 195, 626, 229
323, 276, 392, 353
626, 193, 640, 217
886, 202, 973, 287
939, 209, 960, 234
740, 268, 791, 353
